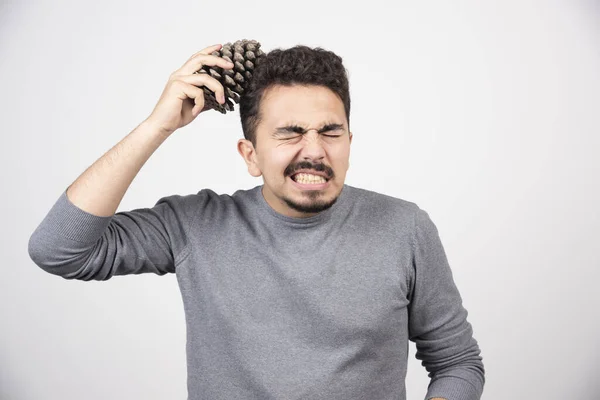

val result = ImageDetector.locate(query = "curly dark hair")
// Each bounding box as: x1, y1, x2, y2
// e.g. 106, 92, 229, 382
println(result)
239, 45, 351, 149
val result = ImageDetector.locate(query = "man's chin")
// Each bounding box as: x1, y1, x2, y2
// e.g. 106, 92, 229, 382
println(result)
282, 189, 339, 214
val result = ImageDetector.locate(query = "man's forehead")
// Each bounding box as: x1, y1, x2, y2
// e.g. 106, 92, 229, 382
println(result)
261, 86, 346, 128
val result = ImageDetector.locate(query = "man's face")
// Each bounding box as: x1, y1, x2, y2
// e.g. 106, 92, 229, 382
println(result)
237, 84, 353, 218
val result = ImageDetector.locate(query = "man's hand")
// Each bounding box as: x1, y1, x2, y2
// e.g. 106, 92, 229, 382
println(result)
146, 43, 234, 136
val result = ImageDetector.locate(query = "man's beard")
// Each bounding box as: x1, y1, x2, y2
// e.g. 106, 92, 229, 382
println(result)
281, 190, 339, 214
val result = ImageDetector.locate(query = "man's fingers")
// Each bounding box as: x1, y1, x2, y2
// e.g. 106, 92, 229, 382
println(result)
177, 73, 226, 103
174, 53, 234, 78
176, 44, 222, 73
189, 44, 222, 60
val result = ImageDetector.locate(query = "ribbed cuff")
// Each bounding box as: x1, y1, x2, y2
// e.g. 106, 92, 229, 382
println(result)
425, 376, 482, 400
39, 188, 114, 244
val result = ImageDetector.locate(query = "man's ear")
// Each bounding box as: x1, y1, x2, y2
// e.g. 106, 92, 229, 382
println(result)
237, 139, 262, 177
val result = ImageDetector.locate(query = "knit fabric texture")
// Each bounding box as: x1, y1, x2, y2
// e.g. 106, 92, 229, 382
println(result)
28, 184, 485, 399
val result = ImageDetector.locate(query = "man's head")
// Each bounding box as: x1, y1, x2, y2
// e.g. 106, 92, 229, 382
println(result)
237, 45, 352, 218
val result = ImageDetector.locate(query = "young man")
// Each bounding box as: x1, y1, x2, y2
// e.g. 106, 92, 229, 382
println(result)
29, 43, 485, 400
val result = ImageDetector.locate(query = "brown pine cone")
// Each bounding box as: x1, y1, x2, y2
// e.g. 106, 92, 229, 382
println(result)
194, 39, 266, 114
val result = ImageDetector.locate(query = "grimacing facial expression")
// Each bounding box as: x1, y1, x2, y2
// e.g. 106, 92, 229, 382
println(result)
237, 84, 353, 219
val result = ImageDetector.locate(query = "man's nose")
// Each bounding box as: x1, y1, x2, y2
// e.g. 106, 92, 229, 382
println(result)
303, 129, 324, 144
300, 130, 326, 158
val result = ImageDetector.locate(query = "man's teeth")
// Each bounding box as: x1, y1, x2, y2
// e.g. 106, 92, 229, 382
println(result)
293, 173, 327, 184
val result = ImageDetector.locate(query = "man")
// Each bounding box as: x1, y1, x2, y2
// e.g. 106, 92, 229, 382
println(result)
28, 43, 485, 400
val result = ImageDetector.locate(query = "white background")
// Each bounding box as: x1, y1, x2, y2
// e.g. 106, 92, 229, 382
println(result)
2, 0, 599, 399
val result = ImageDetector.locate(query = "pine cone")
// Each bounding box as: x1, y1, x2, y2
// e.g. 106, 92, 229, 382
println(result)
193, 39, 266, 114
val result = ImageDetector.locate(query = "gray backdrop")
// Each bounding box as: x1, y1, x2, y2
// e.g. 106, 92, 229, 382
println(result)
2, 0, 599, 399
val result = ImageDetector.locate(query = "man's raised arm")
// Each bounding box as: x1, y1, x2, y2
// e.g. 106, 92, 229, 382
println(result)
28, 44, 234, 280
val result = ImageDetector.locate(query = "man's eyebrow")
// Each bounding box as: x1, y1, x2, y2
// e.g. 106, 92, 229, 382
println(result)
273, 123, 345, 135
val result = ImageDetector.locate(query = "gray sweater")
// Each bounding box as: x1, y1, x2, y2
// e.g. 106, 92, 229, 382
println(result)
28, 183, 485, 400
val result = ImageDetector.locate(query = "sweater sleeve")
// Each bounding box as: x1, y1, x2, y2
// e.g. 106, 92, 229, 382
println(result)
407, 208, 485, 400
27, 187, 194, 281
